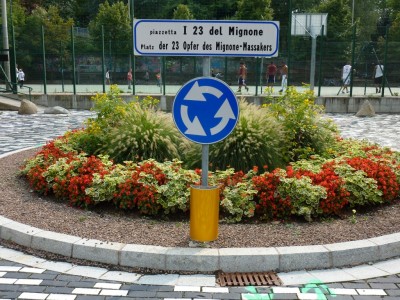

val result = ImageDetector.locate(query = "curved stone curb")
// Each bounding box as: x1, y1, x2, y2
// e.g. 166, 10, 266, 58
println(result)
1, 215, 400, 273
2, 148, 400, 273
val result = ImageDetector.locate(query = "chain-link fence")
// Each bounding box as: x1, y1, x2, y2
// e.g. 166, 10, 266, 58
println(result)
1, 21, 399, 97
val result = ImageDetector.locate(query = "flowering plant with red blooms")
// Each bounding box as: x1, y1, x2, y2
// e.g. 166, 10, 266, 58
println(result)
287, 162, 350, 215
345, 157, 399, 202
21, 131, 400, 222
66, 155, 112, 208
216, 170, 246, 196
252, 170, 292, 220
21, 139, 76, 195
113, 161, 166, 215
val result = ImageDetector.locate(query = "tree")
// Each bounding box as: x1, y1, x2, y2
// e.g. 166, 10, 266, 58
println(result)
17, 5, 73, 56
314, 0, 353, 65
73, 0, 103, 27
40, 0, 77, 19
235, 0, 274, 20
173, 4, 194, 20
88, 1, 131, 53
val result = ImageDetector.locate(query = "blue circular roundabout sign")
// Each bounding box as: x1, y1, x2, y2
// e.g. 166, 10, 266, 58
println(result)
172, 77, 239, 144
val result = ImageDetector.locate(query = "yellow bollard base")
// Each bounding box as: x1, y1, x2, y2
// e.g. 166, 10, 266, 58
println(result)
189, 185, 220, 242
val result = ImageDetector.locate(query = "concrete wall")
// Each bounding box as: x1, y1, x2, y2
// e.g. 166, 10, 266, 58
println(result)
4, 93, 400, 113
316, 96, 400, 113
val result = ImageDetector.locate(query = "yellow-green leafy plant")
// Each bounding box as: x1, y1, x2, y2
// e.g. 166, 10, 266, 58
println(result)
334, 163, 383, 206
211, 168, 258, 223
264, 87, 339, 162
276, 169, 327, 221
69, 85, 129, 155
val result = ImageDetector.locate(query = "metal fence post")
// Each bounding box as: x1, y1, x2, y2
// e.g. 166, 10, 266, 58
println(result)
71, 26, 76, 95
60, 41, 65, 92
162, 56, 166, 95
101, 25, 105, 93
41, 25, 47, 95
381, 25, 389, 97
255, 57, 260, 96
317, 25, 324, 97
349, 24, 356, 97
287, 0, 292, 86
10, 22, 17, 93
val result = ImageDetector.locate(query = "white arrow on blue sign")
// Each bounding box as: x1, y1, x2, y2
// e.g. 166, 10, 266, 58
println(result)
173, 77, 239, 144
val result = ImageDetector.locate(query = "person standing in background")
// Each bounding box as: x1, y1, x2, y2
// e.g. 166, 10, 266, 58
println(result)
373, 63, 384, 93
106, 69, 110, 85
17, 69, 25, 88
156, 72, 161, 86
127, 68, 132, 89
237, 61, 249, 93
279, 62, 288, 93
266, 61, 277, 93
341, 63, 352, 93
144, 70, 149, 83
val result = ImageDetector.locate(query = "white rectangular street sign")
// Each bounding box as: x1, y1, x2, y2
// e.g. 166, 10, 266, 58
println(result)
134, 19, 279, 57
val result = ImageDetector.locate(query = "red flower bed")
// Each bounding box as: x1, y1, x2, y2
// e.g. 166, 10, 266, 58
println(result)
24, 139, 75, 195
346, 157, 399, 202
67, 156, 111, 208
252, 170, 292, 220
287, 162, 350, 215
113, 161, 167, 215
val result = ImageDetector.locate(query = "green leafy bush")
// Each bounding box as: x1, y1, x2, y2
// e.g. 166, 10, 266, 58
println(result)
184, 100, 287, 172
102, 103, 191, 163
264, 87, 338, 162
69, 85, 192, 164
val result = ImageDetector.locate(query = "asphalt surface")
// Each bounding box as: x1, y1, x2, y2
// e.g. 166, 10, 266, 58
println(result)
0, 110, 400, 299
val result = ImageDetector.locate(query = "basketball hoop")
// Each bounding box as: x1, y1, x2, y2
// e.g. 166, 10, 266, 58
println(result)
291, 13, 328, 90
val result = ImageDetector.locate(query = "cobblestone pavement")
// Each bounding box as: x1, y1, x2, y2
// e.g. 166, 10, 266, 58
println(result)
1, 110, 400, 299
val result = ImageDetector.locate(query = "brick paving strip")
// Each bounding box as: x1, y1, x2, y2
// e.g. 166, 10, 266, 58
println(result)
0, 261, 398, 300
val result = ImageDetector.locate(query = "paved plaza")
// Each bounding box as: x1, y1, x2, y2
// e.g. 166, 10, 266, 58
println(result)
0, 110, 400, 299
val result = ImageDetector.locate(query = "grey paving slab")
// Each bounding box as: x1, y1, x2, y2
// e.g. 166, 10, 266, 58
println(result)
278, 245, 331, 271
165, 247, 219, 272
325, 240, 380, 268
72, 239, 125, 265
343, 265, 390, 281
219, 247, 279, 272
119, 244, 167, 270
308, 269, 357, 283
32, 231, 82, 257
0, 221, 43, 248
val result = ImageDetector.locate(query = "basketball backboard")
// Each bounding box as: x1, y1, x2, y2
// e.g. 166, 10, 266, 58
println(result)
291, 13, 328, 37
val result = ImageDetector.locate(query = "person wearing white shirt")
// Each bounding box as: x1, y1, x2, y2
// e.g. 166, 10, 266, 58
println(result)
341, 63, 352, 93
17, 69, 25, 88
373, 64, 384, 93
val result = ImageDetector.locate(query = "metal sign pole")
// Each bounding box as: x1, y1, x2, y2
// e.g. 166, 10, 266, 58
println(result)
202, 56, 211, 187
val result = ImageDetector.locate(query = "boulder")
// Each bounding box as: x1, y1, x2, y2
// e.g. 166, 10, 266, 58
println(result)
44, 106, 70, 114
18, 99, 38, 115
356, 100, 376, 117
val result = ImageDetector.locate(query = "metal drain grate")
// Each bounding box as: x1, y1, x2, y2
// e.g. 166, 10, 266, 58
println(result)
217, 271, 282, 287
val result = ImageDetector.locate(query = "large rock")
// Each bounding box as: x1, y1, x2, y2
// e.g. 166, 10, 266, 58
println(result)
44, 106, 70, 114
18, 99, 38, 115
356, 100, 376, 117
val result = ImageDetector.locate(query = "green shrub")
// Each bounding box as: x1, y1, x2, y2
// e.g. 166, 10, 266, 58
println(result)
264, 87, 339, 162
101, 103, 191, 163
68, 86, 192, 164
334, 163, 383, 206
277, 169, 327, 221
184, 100, 287, 172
